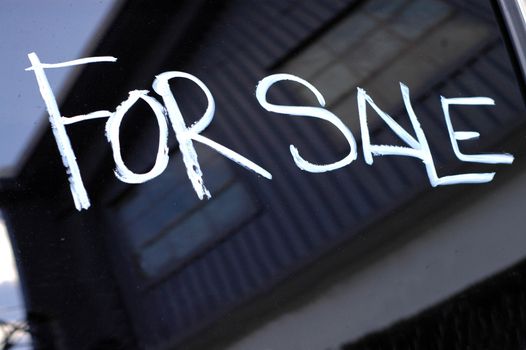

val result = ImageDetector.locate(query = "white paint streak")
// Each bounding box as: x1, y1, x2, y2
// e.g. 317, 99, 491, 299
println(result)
256, 74, 357, 172
454, 131, 480, 141
153, 71, 271, 201
26, 52, 116, 210
25, 56, 117, 71
62, 110, 113, 125
106, 90, 169, 183
192, 134, 272, 179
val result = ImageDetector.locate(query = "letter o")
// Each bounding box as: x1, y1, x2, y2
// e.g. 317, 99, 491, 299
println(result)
106, 90, 169, 183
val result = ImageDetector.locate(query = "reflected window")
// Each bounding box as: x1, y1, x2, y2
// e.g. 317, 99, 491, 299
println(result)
281, 0, 493, 130
113, 147, 260, 280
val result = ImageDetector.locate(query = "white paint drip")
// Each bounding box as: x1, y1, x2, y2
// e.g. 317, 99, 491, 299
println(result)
256, 74, 357, 172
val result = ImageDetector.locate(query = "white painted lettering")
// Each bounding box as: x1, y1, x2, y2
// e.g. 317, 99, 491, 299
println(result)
105, 90, 169, 183
441, 96, 514, 169
153, 72, 272, 200
26, 52, 117, 210
256, 74, 357, 172
27, 53, 515, 211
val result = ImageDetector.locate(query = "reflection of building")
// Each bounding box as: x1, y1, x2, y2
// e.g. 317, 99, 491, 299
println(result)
1, 0, 526, 349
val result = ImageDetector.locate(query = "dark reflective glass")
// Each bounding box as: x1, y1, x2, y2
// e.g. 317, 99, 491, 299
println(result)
1, 1, 526, 349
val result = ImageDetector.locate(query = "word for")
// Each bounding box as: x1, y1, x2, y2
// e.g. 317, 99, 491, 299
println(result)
26, 53, 513, 211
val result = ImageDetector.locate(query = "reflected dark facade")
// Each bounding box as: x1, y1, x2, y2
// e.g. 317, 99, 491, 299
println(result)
1, 0, 526, 349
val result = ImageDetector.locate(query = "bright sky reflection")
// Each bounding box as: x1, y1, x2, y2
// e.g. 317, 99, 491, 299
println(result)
0, 220, 17, 284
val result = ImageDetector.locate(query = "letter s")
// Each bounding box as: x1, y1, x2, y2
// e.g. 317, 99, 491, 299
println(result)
256, 74, 357, 172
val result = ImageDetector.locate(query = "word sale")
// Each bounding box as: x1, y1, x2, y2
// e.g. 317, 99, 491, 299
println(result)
26, 52, 513, 211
